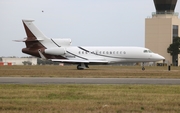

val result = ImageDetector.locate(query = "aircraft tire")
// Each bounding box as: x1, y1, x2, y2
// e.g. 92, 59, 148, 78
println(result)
142, 67, 145, 71
77, 65, 84, 70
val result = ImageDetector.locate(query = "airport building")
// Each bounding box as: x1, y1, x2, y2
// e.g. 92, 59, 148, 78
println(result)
145, 0, 180, 66
1, 57, 37, 65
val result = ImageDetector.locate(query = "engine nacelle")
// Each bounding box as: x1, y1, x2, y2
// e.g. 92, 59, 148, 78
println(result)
44, 47, 66, 55
52, 38, 71, 47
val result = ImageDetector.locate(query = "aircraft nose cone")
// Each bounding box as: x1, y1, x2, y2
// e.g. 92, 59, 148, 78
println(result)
151, 54, 165, 61
156, 54, 165, 60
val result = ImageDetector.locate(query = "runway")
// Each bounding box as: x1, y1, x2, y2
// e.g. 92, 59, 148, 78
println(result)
0, 77, 180, 85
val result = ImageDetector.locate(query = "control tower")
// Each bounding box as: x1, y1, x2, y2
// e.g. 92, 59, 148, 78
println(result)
154, 0, 177, 12
145, 0, 180, 65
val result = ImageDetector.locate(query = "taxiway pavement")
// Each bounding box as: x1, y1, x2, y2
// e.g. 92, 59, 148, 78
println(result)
0, 77, 180, 85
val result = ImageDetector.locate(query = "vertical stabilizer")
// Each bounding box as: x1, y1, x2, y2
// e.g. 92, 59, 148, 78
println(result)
21, 19, 46, 57
22, 19, 56, 49
21, 19, 64, 59
22, 19, 46, 41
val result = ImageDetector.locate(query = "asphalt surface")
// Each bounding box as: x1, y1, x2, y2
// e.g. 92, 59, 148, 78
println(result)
0, 77, 180, 85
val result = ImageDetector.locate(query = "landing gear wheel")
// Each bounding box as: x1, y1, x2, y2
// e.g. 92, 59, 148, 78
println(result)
77, 65, 84, 70
142, 67, 145, 71
141, 62, 145, 71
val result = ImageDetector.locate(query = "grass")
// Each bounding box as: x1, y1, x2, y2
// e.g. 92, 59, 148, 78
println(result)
0, 84, 180, 113
0, 65, 180, 112
0, 65, 180, 78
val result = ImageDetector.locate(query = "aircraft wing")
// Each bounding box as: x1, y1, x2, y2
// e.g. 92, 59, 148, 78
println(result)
37, 50, 108, 64
51, 59, 89, 63
51, 59, 108, 64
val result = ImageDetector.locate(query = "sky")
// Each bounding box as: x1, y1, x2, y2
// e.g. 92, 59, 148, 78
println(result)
1, 0, 180, 57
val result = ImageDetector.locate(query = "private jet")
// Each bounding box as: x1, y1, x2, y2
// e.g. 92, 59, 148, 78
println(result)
15, 20, 165, 70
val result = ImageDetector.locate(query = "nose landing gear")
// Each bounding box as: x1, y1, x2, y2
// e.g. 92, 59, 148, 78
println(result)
142, 62, 145, 71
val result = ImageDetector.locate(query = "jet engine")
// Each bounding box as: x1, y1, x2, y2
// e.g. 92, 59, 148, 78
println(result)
44, 47, 66, 55
52, 38, 71, 47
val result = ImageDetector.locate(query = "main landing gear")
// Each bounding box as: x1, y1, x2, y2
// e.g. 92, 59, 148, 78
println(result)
77, 63, 89, 70
142, 62, 145, 71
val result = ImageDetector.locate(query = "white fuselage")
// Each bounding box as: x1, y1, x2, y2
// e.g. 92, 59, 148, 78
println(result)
47, 46, 165, 64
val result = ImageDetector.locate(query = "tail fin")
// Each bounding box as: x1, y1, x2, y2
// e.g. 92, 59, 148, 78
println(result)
21, 19, 64, 59
22, 19, 56, 49
22, 19, 46, 41
21, 19, 46, 57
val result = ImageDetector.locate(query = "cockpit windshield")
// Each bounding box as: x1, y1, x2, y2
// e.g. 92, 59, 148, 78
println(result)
148, 50, 152, 53
143, 50, 152, 53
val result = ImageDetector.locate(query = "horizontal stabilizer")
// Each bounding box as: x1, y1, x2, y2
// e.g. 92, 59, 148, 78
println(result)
22, 19, 35, 22
13, 39, 26, 42
14, 37, 44, 42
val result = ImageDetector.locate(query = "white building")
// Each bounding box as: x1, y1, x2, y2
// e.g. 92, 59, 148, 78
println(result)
2, 57, 37, 65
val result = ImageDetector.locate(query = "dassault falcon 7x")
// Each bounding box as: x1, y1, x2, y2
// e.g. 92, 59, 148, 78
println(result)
16, 19, 165, 70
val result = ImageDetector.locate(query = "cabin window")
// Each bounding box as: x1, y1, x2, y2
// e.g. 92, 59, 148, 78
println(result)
113, 51, 115, 54
124, 51, 126, 54
106, 51, 109, 54
110, 51, 112, 54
